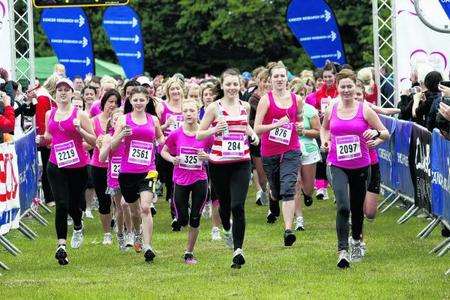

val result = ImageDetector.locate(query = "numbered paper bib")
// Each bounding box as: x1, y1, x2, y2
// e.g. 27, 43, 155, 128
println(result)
110, 156, 121, 179
128, 140, 153, 166
321, 97, 332, 112
336, 135, 362, 161
268, 120, 292, 145
222, 133, 245, 157
54, 140, 80, 168
179, 147, 202, 170
167, 114, 184, 131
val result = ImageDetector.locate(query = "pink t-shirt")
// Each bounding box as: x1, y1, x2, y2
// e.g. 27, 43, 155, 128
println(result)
89, 100, 102, 118
165, 127, 213, 186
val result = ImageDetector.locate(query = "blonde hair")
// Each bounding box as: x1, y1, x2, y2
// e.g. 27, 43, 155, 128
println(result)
300, 70, 314, 79
335, 69, 357, 84
164, 77, 185, 101
43, 74, 60, 99
357, 67, 374, 85
100, 75, 118, 88
267, 61, 287, 77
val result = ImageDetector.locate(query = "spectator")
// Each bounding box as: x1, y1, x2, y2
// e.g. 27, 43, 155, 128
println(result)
413, 71, 442, 128
437, 85, 450, 140
73, 76, 85, 92
357, 67, 378, 105
0, 91, 15, 142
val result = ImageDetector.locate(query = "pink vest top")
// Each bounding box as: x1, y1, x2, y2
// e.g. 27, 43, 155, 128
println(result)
260, 91, 300, 157
120, 113, 156, 174
49, 107, 89, 169
90, 116, 108, 168
327, 102, 371, 169
160, 101, 184, 137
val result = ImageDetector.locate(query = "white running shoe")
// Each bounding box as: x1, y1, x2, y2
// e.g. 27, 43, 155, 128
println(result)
117, 233, 126, 251
102, 233, 113, 245
316, 188, 325, 200
71, 228, 84, 249
337, 250, 350, 269
323, 189, 329, 200
125, 232, 134, 248
223, 229, 233, 249
211, 227, 221, 241
202, 202, 211, 219
255, 190, 263, 205
350, 239, 364, 262
84, 210, 94, 219
67, 216, 73, 226
295, 216, 305, 231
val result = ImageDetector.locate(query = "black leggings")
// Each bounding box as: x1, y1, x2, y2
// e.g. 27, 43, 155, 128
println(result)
209, 161, 251, 250
47, 163, 87, 240
91, 166, 111, 214
38, 147, 54, 204
315, 138, 328, 181
173, 180, 208, 228
328, 165, 370, 251
156, 153, 175, 217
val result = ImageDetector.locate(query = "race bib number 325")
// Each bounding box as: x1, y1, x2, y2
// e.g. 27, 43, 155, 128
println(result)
128, 140, 153, 166
54, 140, 80, 168
179, 147, 202, 170
336, 135, 361, 161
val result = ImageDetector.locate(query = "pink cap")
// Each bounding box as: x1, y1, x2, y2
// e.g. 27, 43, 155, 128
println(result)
55, 78, 74, 91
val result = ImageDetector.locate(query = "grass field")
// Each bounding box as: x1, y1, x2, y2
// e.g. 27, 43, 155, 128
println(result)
1, 188, 449, 299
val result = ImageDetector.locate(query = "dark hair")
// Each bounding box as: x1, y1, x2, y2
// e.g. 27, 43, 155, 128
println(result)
122, 80, 140, 96
424, 71, 443, 93
313, 68, 323, 80
335, 69, 357, 84
91, 76, 101, 84
220, 68, 240, 84
81, 85, 97, 96
323, 61, 337, 75
100, 89, 122, 111
123, 86, 156, 115
341, 64, 353, 71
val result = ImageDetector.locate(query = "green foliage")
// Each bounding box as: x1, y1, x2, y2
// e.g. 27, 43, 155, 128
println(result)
33, 0, 374, 77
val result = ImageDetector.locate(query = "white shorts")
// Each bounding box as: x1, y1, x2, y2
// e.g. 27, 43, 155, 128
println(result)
300, 151, 321, 165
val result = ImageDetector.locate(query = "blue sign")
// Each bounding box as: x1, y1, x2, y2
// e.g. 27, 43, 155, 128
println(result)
377, 115, 397, 190
392, 119, 415, 199
440, 0, 450, 20
40, 8, 94, 79
431, 129, 450, 220
103, 6, 144, 78
286, 0, 346, 67
15, 129, 39, 212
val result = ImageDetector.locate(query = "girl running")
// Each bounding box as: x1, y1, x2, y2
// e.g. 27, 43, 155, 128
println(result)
44, 78, 96, 265
161, 100, 213, 264
197, 68, 259, 269
321, 69, 389, 268
254, 61, 303, 246
111, 86, 164, 263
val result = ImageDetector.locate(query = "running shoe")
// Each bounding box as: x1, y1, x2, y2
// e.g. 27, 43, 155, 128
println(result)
55, 244, 69, 266
256, 190, 263, 206
67, 215, 73, 226
117, 233, 126, 251
171, 218, 181, 231
295, 216, 305, 231
337, 250, 350, 269
150, 203, 157, 216
284, 229, 296, 246
266, 210, 278, 224
223, 229, 233, 249
134, 230, 143, 253
231, 248, 245, 269
47, 201, 55, 207
202, 202, 211, 219
144, 247, 156, 263
84, 209, 94, 219
303, 191, 313, 207
323, 189, 329, 200
70, 228, 84, 249
184, 252, 198, 265
211, 227, 221, 241
316, 188, 325, 200
350, 240, 364, 262
102, 233, 113, 245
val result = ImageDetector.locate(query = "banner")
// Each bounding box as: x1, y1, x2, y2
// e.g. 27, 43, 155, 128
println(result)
430, 129, 450, 219
286, 0, 346, 67
392, 119, 415, 199
409, 123, 432, 211
40, 8, 95, 79
103, 6, 144, 78
0, 0, 14, 77
395, 0, 450, 92
0, 143, 20, 235
15, 129, 38, 212
377, 115, 397, 190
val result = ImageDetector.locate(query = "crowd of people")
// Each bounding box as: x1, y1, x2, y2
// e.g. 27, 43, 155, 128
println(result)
0, 58, 449, 270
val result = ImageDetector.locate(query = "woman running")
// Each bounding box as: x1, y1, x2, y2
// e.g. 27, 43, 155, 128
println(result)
254, 61, 303, 246
90, 90, 121, 245
156, 77, 185, 231
111, 86, 164, 263
197, 68, 259, 269
44, 78, 96, 265
161, 100, 213, 264
321, 69, 389, 268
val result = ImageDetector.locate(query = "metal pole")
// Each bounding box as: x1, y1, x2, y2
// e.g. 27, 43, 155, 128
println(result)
372, 0, 381, 106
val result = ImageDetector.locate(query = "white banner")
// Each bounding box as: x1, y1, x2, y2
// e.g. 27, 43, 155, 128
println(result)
0, 143, 20, 236
395, 0, 450, 92
0, 0, 14, 78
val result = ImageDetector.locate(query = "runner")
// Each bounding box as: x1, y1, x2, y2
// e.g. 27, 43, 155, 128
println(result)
321, 69, 389, 268
44, 78, 96, 265
197, 68, 259, 268
156, 77, 185, 231
90, 89, 121, 245
111, 86, 164, 262
254, 61, 303, 246
161, 100, 213, 264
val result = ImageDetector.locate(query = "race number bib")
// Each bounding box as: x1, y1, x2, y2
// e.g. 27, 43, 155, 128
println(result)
321, 97, 332, 112
179, 147, 202, 170
222, 133, 245, 158
336, 135, 361, 161
54, 140, 80, 168
167, 114, 184, 131
268, 119, 292, 145
110, 156, 121, 179
128, 140, 153, 165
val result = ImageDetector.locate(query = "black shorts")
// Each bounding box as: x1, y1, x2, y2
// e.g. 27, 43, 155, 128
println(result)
367, 163, 381, 194
249, 143, 261, 158
118, 172, 151, 204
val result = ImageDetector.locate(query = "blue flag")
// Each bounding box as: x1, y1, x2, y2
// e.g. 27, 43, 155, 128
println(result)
431, 129, 450, 219
286, 0, 346, 67
103, 6, 144, 78
40, 8, 94, 79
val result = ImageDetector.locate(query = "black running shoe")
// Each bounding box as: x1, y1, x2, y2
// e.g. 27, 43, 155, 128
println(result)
303, 191, 313, 207
55, 245, 69, 266
231, 248, 245, 269
266, 211, 278, 224
284, 229, 296, 246
151, 206, 157, 216
144, 248, 156, 263
171, 219, 181, 231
